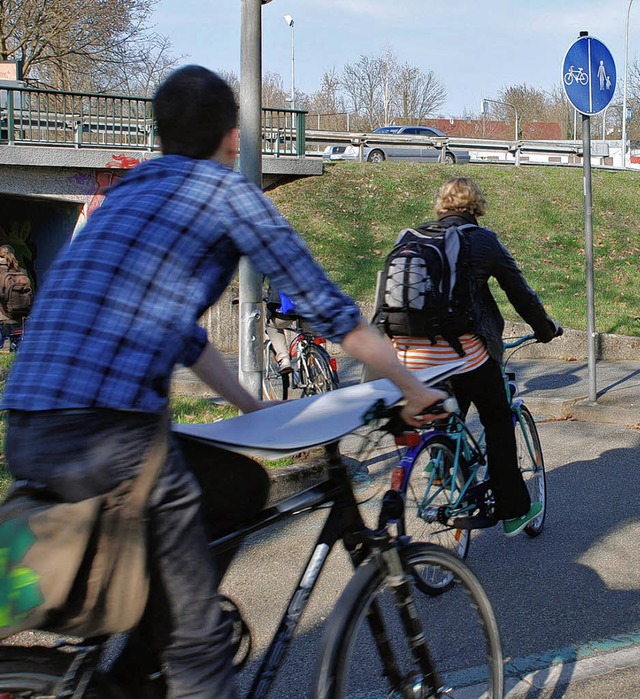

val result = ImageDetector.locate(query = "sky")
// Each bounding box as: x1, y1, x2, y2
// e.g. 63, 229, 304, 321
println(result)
150, 0, 637, 119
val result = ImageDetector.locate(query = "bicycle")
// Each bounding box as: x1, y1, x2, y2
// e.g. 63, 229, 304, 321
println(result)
263, 316, 339, 401
0, 370, 503, 698
563, 65, 589, 86
382, 334, 548, 593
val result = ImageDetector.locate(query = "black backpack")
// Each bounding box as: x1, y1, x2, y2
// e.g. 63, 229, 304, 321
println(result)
0, 267, 33, 321
372, 223, 477, 356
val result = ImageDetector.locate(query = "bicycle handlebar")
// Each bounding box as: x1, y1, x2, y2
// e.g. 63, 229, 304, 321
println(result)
502, 324, 563, 350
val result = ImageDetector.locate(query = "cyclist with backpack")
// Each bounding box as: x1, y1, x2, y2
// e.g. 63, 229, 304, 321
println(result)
374, 176, 561, 537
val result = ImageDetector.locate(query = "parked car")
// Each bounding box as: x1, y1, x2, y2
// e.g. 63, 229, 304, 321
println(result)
336, 126, 471, 165
322, 144, 348, 161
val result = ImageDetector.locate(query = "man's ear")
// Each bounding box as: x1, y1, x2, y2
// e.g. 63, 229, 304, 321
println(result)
213, 128, 240, 167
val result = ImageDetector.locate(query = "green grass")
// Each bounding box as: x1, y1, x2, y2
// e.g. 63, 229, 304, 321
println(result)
268, 162, 640, 337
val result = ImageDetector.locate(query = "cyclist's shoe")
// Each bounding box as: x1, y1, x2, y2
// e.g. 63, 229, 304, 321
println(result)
220, 594, 252, 670
503, 502, 544, 538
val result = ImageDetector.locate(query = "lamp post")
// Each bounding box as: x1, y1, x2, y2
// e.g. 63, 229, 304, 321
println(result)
482, 98, 520, 165
283, 14, 295, 109
622, 0, 634, 168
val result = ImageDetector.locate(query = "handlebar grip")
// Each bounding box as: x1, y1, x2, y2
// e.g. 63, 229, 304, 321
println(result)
419, 396, 459, 416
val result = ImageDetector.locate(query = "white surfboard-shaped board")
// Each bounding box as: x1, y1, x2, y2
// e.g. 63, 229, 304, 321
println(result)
173, 362, 465, 459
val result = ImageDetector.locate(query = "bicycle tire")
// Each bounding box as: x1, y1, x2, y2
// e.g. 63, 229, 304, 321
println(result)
300, 344, 338, 397
401, 436, 471, 594
312, 542, 503, 699
514, 404, 546, 537
262, 343, 289, 400
0, 646, 113, 698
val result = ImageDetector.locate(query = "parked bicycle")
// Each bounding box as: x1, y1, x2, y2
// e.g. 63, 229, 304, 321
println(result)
380, 334, 549, 593
0, 368, 503, 698
263, 316, 339, 400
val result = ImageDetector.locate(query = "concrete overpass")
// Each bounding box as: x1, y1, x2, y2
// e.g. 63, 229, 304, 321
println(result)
0, 142, 321, 288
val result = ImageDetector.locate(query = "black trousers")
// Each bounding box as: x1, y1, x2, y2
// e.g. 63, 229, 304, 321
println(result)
449, 358, 531, 520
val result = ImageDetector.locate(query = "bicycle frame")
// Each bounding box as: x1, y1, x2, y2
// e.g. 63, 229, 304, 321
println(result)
394, 334, 541, 527
207, 443, 441, 699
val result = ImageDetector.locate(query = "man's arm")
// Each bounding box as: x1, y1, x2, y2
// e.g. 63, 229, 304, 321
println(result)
190, 343, 262, 414
341, 320, 446, 427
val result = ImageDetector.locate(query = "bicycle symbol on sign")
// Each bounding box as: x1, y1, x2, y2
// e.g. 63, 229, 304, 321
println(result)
564, 65, 589, 86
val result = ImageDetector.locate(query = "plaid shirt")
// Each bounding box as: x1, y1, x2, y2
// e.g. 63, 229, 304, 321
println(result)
2, 156, 360, 413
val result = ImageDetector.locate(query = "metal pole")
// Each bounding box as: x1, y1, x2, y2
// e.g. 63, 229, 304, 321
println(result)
582, 114, 597, 403
622, 0, 634, 168
290, 20, 295, 110
238, 0, 266, 399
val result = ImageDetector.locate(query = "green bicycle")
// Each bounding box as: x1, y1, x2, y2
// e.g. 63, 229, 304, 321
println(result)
388, 334, 549, 593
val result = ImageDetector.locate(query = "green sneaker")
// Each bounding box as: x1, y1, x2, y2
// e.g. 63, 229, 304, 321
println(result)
503, 502, 544, 538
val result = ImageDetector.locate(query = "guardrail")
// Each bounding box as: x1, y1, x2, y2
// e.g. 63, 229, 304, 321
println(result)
0, 84, 618, 166
303, 130, 618, 167
0, 84, 308, 156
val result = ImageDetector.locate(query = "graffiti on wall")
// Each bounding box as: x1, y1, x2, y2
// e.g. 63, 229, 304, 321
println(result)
72, 153, 150, 236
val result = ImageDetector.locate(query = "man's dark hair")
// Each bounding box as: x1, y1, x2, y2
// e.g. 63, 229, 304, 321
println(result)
153, 65, 238, 159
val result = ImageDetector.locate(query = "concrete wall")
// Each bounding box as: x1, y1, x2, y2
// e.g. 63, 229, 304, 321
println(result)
203, 289, 640, 362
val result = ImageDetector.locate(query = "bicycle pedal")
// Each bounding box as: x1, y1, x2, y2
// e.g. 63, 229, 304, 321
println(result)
452, 513, 499, 530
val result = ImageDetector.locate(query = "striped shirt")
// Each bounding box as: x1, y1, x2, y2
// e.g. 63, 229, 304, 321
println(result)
2, 156, 360, 414
392, 334, 489, 374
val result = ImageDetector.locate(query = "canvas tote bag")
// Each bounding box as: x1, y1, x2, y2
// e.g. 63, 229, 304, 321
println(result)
0, 418, 167, 640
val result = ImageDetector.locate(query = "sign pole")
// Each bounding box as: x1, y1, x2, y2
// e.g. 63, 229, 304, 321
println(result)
582, 114, 597, 403
562, 31, 616, 405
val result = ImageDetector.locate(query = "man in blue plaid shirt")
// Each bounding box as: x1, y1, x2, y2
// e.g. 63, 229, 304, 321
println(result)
2, 66, 444, 698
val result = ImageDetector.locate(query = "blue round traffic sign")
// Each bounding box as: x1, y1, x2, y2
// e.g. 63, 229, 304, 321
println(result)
563, 35, 616, 115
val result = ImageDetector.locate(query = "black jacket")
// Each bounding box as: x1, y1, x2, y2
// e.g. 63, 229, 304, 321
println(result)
416, 212, 555, 362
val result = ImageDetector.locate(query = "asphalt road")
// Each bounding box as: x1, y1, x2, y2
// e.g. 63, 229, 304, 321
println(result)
222, 416, 640, 698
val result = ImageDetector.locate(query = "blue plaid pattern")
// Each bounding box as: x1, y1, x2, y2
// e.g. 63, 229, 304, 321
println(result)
2, 156, 360, 413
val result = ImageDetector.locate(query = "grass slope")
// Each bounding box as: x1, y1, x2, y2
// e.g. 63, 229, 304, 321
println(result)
268, 162, 640, 337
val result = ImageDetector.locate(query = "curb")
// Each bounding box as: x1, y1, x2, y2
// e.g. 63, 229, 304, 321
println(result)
525, 395, 640, 428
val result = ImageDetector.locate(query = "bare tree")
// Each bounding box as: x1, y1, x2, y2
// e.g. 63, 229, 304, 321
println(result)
0, 0, 177, 93
340, 49, 446, 131
393, 63, 446, 123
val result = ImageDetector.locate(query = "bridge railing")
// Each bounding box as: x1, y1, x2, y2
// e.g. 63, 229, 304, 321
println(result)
0, 84, 308, 155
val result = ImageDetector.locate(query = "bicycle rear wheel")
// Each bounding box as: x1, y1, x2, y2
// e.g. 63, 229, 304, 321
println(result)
401, 437, 471, 594
262, 343, 289, 400
301, 344, 339, 396
514, 404, 546, 537
313, 542, 503, 699
0, 646, 113, 698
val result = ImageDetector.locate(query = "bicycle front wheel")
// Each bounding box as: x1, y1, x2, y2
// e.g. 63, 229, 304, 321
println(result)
402, 437, 471, 594
514, 404, 546, 537
313, 542, 503, 699
301, 344, 339, 396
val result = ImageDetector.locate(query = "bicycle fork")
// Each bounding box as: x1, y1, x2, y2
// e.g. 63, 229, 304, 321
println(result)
366, 492, 447, 698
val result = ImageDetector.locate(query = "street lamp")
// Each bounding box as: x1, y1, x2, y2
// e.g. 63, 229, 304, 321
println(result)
283, 14, 295, 110
481, 98, 519, 141
622, 0, 634, 168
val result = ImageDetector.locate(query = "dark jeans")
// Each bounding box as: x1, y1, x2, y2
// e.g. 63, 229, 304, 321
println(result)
449, 358, 531, 520
5, 409, 270, 699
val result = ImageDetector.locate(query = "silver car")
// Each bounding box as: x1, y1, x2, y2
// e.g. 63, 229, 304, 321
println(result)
340, 125, 470, 164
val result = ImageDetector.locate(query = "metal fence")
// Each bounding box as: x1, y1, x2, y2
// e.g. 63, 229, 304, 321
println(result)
0, 85, 308, 155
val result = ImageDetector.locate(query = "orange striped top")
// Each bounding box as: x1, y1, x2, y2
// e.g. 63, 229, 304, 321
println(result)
392, 334, 489, 374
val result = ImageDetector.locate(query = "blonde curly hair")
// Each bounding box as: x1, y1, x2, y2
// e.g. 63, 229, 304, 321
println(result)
434, 177, 487, 218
